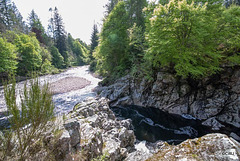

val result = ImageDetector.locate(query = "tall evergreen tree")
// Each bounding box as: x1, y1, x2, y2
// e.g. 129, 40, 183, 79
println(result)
0, 0, 26, 33
28, 10, 46, 44
52, 7, 69, 67
90, 23, 99, 59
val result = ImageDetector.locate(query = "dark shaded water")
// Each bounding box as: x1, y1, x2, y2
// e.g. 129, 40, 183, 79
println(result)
111, 105, 212, 145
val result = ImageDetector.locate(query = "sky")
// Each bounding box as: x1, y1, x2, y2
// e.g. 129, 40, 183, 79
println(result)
13, 0, 109, 44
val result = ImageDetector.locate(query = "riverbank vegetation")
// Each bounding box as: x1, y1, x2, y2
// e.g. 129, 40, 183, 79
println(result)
0, 76, 55, 160
92, 0, 240, 84
0, 1, 90, 80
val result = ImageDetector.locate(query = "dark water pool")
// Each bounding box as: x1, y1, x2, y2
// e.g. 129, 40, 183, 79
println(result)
111, 105, 212, 145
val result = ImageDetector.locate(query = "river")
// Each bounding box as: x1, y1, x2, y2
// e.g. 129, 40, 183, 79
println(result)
0, 66, 102, 128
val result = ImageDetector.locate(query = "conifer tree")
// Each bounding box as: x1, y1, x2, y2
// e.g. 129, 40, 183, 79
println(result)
52, 7, 69, 67
90, 23, 99, 60
28, 10, 46, 44
0, 0, 26, 33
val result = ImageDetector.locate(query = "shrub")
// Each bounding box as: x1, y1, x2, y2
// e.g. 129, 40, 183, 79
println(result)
0, 75, 54, 160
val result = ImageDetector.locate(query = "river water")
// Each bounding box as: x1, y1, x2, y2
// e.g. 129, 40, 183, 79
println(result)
111, 105, 212, 145
0, 66, 101, 128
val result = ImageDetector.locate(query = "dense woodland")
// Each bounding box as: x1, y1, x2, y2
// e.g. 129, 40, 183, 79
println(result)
1, 0, 240, 82
0, 0, 90, 78
92, 0, 240, 84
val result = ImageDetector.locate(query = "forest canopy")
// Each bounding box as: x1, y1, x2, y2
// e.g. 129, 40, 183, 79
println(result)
0, 0, 90, 77
93, 0, 240, 82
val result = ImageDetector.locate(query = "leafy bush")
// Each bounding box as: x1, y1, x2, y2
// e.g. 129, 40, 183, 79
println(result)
50, 46, 64, 69
14, 34, 42, 75
0, 75, 54, 160
0, 37, 18, 74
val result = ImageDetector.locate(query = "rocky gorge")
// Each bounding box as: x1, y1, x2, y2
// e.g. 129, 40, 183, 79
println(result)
50, 97, 240, 161
1, 66, 240, 160
97, 66, 240, 141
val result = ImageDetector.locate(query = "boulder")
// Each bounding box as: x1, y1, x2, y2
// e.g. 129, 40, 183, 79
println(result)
146, 133, 240, 161
63, 119, 80, 147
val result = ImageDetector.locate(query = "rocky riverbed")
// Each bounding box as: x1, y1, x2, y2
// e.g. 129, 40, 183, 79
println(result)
50, 97, 240, 161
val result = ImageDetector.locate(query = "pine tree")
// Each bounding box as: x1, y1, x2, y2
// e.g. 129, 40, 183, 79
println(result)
52, 7, 69, 67
105, 0, 120, 16
28, 10, 46, 44
90, 23, 99, 60
0, 0, 26, 33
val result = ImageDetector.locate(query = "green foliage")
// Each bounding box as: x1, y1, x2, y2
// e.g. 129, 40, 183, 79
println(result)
40, 46, 54, 74
50, 46, 64, 68
1, 75, 54, 160
94, 1, 130, 77
0, 0, 27, 33
145, 0, 222, 78
14, 33, 42, 75
0, 37, 17, 74
28, 10, 48, 45
52, 7, 69, 67
221, 5, 240, 65
73, 40, 85, 65
89, 24, 99, 72
126, 0, 147, 27
128, 23, 145, 76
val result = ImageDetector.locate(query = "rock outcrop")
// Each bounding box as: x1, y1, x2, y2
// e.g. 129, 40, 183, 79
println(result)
97, 67, 240, 134
49, 97, 136, 161
44, 97, 239, 161
146, 133, 240, 161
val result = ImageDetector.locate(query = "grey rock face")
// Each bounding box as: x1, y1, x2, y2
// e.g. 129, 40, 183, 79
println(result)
98, 67, 240, 130
51, 97, 240, 161
63, 119, 80, 147
147, 133, 240, 161
66, 97, 136, 161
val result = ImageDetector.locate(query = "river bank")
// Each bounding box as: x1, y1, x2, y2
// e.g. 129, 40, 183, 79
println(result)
0, 65, 102, 129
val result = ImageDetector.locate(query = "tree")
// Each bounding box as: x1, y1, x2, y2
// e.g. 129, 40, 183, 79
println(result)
128, 23, 145, 75
90, 23, 99, 59
0, 37, 17, 75
220, 5, 240, 64
145, 0, 222, 78
40, 46, 54, 73
105, 0, 120, 16
94, 1, 130, 77
0, 0, 27, 33
14, 33, 42, 75
89, 23, 99, 71
28, 10, 47, 44
50, 46, 64, 68
126, 0, 147, 28
52, 7, 69, 67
